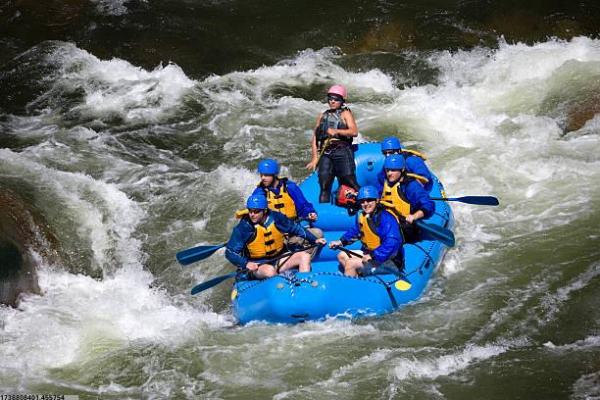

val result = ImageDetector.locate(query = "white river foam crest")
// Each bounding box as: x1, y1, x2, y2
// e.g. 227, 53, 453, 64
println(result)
0, 265, 232, 378
392, 343, 507, 380
203, 47, 396, 104
34, 42, 195, 123
0, 148, 144, 272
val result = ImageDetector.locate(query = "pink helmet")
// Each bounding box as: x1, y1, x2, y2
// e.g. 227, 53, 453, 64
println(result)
327, 85, 347, 100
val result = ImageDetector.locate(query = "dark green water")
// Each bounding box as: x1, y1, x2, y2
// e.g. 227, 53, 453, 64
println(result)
1, 1, 599, 399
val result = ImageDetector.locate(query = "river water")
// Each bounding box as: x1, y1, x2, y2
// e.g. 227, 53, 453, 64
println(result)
1, 1, 600, 399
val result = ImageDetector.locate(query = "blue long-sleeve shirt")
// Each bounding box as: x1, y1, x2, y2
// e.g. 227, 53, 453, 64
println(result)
340, 208, 402, 263
377, 153, 434, 192
252, 179, 316, 220
225, 210, 318, 269
399, 179, 435, 218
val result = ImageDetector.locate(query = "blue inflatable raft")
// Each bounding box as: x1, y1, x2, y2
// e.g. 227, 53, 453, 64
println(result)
232, 142, 454, 324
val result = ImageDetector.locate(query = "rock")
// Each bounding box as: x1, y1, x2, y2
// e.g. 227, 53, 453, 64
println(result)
0, 239, 39, 307
0, 187, 60, 306
353, 21, 417, 53
564, 93, 600, 133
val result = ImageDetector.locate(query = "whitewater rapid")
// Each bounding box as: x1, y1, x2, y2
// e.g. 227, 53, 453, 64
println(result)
1, 36, 599, 397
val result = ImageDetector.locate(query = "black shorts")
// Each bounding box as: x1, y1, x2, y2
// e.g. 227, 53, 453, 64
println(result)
400, 221, 420, 243
243, 261, 277, 281
357, 257, 401, 276
249, 253, 284, 267
319, 144, 356, 178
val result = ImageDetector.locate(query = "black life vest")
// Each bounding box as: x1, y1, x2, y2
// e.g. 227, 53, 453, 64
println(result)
316, 107, 353, 149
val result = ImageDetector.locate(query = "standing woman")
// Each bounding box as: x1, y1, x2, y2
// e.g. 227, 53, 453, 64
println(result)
306, 85, 360, 203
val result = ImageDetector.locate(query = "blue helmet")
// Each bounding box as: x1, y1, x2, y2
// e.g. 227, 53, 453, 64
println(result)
381, 137, 402, 152
246, 194, 268, 210
257, 159, 279, 175
384, 154, 406, 170
356, 185, 379, 201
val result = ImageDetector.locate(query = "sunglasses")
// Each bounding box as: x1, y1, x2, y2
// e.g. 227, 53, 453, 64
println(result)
359, 198, 377, 205
248, 208, 264, 214
382, 150, 401, 156
327, 95, 343, 102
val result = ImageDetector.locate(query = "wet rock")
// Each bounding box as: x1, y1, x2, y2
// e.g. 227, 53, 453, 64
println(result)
353, 20, 417, 53
0, 239, 38, 307
540, 60, 600, 134
12, 0, 86, 29
564, 93, 600, 133
0, 187, 60, 306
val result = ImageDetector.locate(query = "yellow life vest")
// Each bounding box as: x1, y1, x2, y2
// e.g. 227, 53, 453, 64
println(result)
235, 209, 249, 219
258, 179, 297, 220
380, 180, 411, 220
406, 172, 429, 186
358, 212, 381, 251
245, 214, 286, 259
401, 148, 427, 160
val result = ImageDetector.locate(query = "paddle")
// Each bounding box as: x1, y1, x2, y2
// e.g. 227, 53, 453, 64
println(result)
380, 200, 455, 247
430, 195, 499, 206
414, 220, 455, 248
189, 244, 320, 295
176, 243, 226, 266
178, 213, 323, 268
335, 246, 364, 259
334, 246, 412, 290
191, 272, 236, 295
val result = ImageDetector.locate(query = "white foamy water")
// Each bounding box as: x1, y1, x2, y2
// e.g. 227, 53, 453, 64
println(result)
1, 265, 229, 374
2, 35, 600, 397
571, 370, 600, 400
0, 148, 232, 385
0, 148, 143, 271
544, 335, 600, 352
391, 343, 507, 380
273, 341, 509, 399
537, 263, 600, 323
203, 47, 396, 104
192, 39, 600, 270
30, 42, 196, 124
389, 37, 600, 275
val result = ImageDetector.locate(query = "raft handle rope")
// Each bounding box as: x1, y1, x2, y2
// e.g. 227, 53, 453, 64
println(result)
400, 242, 436, 280
408, 243, 434, 266
275, 243, 320, 273
371, 274, 399, 309
335, 246, 408, 307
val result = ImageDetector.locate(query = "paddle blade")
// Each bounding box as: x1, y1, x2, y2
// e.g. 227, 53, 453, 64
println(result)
176, 243, 226, 266
431, 196, 499, 206
415, 220, 456, 247
190, 272, 237, 295
394, 279, 412, 291
452, 196, 499, 206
